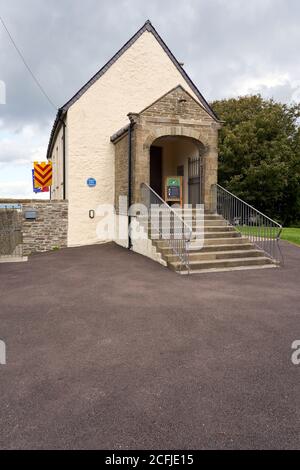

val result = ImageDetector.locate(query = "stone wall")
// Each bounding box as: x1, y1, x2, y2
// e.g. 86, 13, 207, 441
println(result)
0, 209, 22, 255
0, 200, 68, 256
114, 133, 129, 213
129, 85, 221, 211
141, 85, 213, 122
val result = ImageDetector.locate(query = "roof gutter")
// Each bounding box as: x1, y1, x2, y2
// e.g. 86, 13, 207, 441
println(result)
128, 121, 134, 250
46, 110, 62, 161
47, 110, 66, 200
59, 117, 66, 200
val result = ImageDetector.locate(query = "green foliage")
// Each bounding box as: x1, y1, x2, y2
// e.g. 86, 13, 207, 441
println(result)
211, 95, 300, 225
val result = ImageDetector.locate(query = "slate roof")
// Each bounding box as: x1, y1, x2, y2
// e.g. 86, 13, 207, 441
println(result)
110, 124, 130, 143
47, 20, 219, 159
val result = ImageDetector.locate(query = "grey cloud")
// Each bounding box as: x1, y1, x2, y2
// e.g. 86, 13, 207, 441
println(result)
0, 0, 300, 159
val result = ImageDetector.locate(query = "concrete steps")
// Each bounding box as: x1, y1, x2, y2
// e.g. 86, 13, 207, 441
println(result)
165, 249, 266, 263
192, 243, 254, 252
178, 264, 277, 275
192, 230, 240, 238
148, 213, 277, 274
153, 236, 250, 252
149, 229, 239, 239
150, 224, 231, 232
169, 256, 274, 272
201, 236, 249, 246
156, 242, 255, 256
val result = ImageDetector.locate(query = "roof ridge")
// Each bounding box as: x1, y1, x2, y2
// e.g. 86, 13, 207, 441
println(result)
60, 19, 218, 119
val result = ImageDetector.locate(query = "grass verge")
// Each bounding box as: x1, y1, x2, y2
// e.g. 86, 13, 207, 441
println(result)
281, 228, 300, 246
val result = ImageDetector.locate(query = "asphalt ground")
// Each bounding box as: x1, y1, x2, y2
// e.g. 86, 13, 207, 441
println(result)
0, 241, 299, 449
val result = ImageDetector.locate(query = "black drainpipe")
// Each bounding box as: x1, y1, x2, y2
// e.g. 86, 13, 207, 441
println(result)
128, 122, 134, 250
58, 117, 66, 200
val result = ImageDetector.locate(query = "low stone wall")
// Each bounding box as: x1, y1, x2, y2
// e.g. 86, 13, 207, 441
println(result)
0, 200, 68, 256
0, 209, 22, 255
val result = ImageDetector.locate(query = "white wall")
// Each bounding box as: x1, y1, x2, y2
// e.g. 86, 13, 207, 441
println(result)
50, 123, 66, 200
65, 30, 204, 247
114, 214, 167, 267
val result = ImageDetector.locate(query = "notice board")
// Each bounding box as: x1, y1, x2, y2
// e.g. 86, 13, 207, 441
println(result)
165, 176, 183, 207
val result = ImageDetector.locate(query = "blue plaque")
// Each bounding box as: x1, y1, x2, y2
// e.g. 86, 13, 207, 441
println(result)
87, 178, 97, 188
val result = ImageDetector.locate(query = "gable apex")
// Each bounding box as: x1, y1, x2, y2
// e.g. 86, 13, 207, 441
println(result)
47, 20, 219, 159
137, 85, 210, 117
59, 20, 218, 120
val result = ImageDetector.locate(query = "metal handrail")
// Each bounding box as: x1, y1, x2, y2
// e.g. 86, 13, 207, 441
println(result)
213, 184, 283, 264
216, 184, 283, 230
141, 183, 193, 236
140, 183, 192, 272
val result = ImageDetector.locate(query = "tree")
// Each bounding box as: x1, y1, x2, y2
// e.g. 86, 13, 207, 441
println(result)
211, 95, 300, 225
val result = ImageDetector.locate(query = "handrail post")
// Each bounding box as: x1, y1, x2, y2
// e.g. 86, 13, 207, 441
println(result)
211, 184, 217, 214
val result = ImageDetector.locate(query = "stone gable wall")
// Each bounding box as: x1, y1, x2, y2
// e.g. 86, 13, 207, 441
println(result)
141, 86, 212, 123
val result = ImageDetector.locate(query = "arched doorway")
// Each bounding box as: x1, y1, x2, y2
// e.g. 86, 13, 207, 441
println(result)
149, 135, 205, 206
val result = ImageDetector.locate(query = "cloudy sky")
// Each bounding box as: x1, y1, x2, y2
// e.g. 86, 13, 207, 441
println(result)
1, 0, 300, 198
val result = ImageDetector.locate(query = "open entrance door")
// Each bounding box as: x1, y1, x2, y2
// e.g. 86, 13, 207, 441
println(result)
150, 146, 162, 198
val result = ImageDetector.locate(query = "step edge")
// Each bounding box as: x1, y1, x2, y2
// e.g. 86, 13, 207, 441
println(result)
170, 256, 274, 267
177, 265, 278, 275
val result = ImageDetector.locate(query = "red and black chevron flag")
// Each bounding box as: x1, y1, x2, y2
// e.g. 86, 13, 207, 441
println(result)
34, 162, 52, 188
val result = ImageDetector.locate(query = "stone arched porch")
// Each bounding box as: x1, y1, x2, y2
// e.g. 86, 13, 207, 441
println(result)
112, 85, 221, 214
149, 134, 205, 205
130, 113, 220, 212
